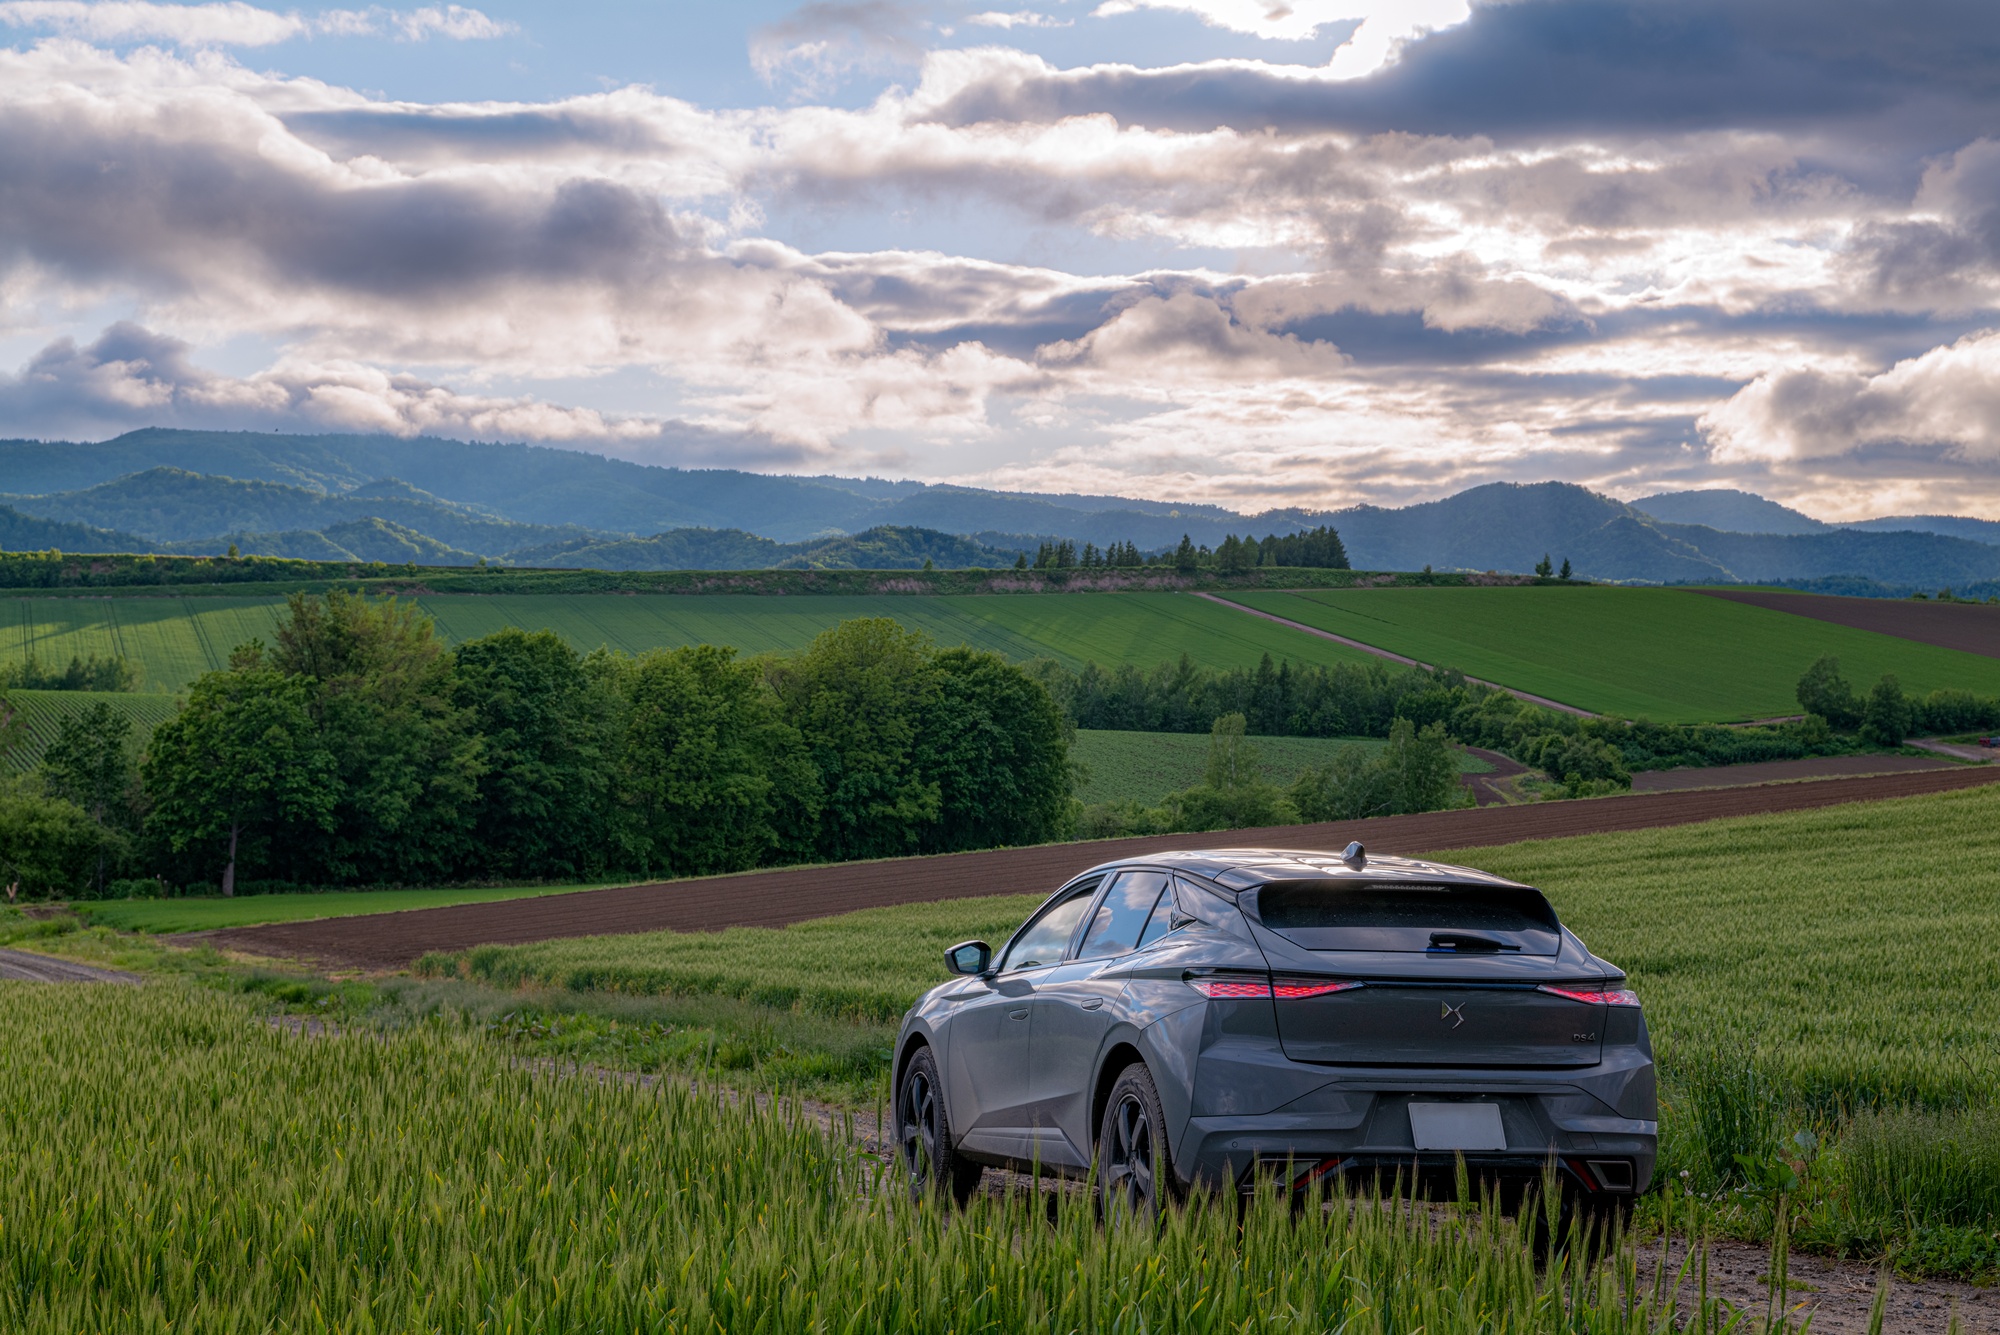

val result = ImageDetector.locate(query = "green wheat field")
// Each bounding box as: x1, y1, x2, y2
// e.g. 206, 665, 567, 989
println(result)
1227, 585, 2000, 722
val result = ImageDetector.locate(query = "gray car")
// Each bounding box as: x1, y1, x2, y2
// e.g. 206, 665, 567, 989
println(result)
892, 844, 1656, 1219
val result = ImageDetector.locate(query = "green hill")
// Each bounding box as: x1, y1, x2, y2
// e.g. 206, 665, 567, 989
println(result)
4, 467, 597, 557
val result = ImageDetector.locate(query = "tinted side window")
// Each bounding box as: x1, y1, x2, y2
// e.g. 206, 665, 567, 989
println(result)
1002, 886, 1097, 972
1077, 870, 1170, 960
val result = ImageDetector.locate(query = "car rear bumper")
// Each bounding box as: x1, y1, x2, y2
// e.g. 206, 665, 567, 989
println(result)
1177, 1085, 1657, 1196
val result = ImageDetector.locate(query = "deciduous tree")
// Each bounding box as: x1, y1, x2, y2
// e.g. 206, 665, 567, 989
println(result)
142, 669, 336, 896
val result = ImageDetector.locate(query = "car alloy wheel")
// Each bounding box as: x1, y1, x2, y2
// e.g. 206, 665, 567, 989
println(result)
894, 1046, 982, 1206
1096, 1063, 1179, 1225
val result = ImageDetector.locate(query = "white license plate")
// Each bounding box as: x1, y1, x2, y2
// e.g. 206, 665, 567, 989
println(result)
1408, 1102, 1506, 1151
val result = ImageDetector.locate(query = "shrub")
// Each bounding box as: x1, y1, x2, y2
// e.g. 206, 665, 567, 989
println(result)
1797, 654, 1864, 729
1860, 674, 1914, 748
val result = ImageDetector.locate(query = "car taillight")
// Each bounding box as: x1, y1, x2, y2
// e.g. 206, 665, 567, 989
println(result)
1275, 980, 1363, 999
1538, 985, 1641, 1007
1188, 978, 1271, 998
1187, 977, 1362, 999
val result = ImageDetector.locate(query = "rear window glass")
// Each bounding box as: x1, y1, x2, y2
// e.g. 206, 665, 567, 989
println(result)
1250, 880, 1561, 954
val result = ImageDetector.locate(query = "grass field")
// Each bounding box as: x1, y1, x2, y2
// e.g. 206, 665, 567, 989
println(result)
1073, 728, 1492, 805
431, 782, 2000, 1151
0, 689, 181, 772
427, 781, 2000, 1105
3, 591, 1374, 690
0, 983, 1695, 1332
1223, 586, 2000, 722
73, 881, 630, 934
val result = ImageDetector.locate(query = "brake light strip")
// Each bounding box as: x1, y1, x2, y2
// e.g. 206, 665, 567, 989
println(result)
1538, 985, 1641, 1007
1187, 978, 1364, 999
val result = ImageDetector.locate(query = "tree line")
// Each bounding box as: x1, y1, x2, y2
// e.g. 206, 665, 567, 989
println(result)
1078, 712, 1468, 838
1026, 526, 1350, 573
0, 594, 1072, 898
1031, 648, 2000, 796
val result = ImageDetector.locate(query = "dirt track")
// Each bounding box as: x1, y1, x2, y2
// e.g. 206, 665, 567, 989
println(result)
201, 766, 2000, 971
0, 948, 141, 983
1630, 752, 1974, 791
1696, 588, 2000, 658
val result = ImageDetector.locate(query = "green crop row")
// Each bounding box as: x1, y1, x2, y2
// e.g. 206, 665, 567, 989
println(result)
0, 690, 181, 773
1224, 586, 2000, 722
11, 585, 1994, 725
0, 591, 1378, 692
0, 982, 1716, 1333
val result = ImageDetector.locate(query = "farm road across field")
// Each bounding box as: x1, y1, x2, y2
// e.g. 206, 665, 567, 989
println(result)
0, 948, 139, 983
202, 765, 2000, 970
1697, 588, 2000, 659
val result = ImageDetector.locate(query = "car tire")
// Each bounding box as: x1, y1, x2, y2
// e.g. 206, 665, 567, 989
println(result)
1094, 1062, 1184, 1225
895, 1046, 982, 1207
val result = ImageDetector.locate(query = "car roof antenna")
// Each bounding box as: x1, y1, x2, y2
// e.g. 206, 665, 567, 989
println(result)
1341, 841, 1367, 869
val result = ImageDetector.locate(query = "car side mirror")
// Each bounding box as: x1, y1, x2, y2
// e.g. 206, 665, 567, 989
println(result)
945, 940, 993, 977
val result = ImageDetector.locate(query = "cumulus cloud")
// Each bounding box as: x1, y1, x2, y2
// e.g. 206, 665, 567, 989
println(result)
0, 0, 303, 44
0, 0, 513, 47
0, 7, 1996, 510
964, 10, 1070, 29
908, 0, 2000, 148
1701, 331, 2000, 465
749, 1, 927, 94
0, 321, 815, 460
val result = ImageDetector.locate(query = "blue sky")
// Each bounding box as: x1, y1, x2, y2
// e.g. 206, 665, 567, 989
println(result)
0, 0, 1996, 519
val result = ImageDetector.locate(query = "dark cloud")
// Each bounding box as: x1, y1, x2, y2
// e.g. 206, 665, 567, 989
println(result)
917, 0, 2000, 156
0, 101, 687, 302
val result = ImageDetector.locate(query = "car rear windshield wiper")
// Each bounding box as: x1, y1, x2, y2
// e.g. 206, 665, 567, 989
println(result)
1428, 932, 1520, 952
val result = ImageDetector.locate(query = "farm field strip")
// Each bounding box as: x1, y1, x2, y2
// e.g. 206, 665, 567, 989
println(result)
0, 596, 293, 691
205, 764, 2000, 968
1224, 586, 2000, 722
1072, 728, 1491, 806
1697, 587, 2000, 659
3, 591, 1377, 689
0, 983, 1697, 1333
0, 690, 181, 772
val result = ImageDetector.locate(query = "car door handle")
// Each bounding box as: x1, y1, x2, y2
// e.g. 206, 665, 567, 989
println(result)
1080, 998, 1104, 1011
1008, 1008, 1029, 1021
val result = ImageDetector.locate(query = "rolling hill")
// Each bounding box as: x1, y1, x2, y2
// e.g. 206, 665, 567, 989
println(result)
1, 429, 1997, 586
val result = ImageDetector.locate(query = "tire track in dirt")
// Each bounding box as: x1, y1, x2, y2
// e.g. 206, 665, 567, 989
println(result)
198, 766, 2000, 971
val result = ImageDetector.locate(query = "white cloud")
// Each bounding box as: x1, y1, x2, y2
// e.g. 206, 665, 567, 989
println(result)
1325, 0, 1467, 78
0, 1, 302, 45
0, 30, 1994, 511
384, 4, 508, 40
1085, 0, 1468, 65
1702, 330, 2000, 465
965, 10, 1071, 28
0, 0, 513, 47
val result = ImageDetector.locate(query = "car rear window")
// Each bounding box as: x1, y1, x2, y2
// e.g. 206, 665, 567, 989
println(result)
1250, 880, 1561, 954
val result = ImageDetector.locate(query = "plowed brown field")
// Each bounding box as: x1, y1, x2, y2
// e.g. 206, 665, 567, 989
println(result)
1697, 588, 2000, 658
203, 766, 2000, 971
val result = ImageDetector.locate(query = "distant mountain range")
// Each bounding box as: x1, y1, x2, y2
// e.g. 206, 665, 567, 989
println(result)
0, 429, 1995, 587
